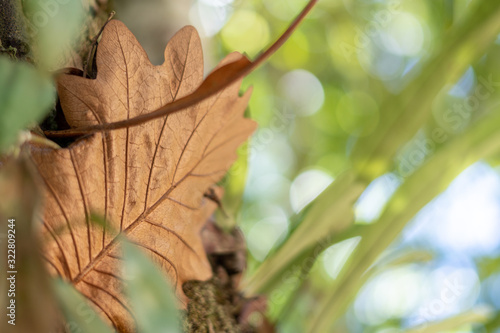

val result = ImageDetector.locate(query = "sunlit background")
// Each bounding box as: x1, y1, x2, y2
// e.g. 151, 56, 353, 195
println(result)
114, 0, 500, 332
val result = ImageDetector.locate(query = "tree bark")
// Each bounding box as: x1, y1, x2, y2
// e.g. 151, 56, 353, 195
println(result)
0, 0, 30, 60
0, 0, 112, 68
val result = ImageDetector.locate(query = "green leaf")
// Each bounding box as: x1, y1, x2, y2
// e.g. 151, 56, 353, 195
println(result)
0, 56, 54, 151
122, 240, 182, 333
52, 278, 114, 333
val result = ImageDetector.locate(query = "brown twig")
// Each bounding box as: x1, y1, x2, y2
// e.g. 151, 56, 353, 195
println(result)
44, 0, 318, 138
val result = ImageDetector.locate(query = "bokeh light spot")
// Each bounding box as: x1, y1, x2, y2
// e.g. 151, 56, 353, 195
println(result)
279, 69, 325, 117
220, 10, 270, 57
290, 169, 333, 213
189, 1, 232, 37
382, 13, 424, 56
405, 163, 500, 256
355, 266, 425, 326
247, 214, 288, 261
270, 30, 310, 70
322, 237, 361, 279
355, 173, 401, 223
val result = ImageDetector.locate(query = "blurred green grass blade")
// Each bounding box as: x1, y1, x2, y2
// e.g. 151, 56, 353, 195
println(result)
122, 240, 181, 333
373, 249, 434, 272
352, 0, 500, 180
52, 278, 113, 333
263, 231, 355, 321
0, 56, 54, 151
404, 306, 494, 333
243, 171, 365, 295
308, 107, 500, 332
247, 222, 369, 298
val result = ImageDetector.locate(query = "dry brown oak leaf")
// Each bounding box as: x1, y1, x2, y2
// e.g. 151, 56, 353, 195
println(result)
27, 20, 256, 331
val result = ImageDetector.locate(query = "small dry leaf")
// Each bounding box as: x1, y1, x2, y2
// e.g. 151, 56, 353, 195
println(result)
27, 20, 256, 331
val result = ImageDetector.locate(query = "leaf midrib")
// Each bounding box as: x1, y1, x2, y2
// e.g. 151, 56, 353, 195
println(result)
71, 92, 224, 286
72, 29, 199, 286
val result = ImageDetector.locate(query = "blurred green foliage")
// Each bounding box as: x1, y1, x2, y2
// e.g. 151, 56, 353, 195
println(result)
22, 0, 85, 70
0, 0, 86, 152
122, 240, 182, 333
0, 57, 54, 152
53, 279, 114, 333
208, 0, 500, 332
